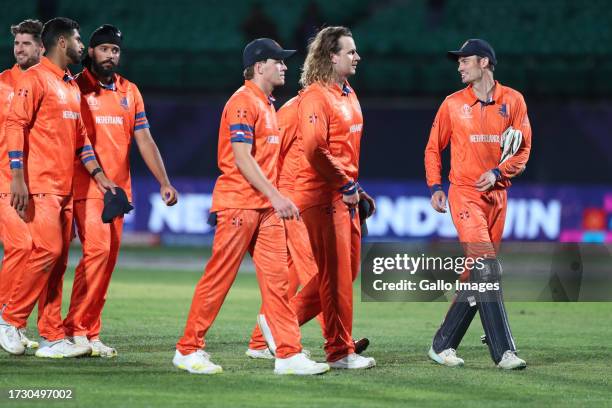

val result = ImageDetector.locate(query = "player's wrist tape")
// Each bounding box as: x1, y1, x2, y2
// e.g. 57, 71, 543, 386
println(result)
340, 180, 358, 195
430, 184, 443, 194
491, 168, 502, 181
90, 167, 103, 178
8, 151, 24, 169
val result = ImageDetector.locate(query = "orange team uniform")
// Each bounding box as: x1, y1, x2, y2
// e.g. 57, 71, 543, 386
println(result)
1, 57, 94, 341
176, 80, 303, 358
247, 94, 324, 351
37, 68, 149, 340
425, 81, 532, 258
0, 64, 31, 307
287, 81, 364, 362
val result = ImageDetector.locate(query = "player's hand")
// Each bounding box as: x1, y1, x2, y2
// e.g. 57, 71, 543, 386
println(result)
431, 190, 447, 213
342, 190, 359, 208
475, 170, 497, 192
10, 177, 29, 219
161, 183, 178, 206
271, 192, 300, 220
359, 190, 376, 216
94, 172, 117, 195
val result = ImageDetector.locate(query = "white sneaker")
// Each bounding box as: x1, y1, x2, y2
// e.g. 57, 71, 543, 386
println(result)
428, 347, 464, 367
0, 323, 25, 355
18, 328, 39, 349
173, 350, 223, 374
329, 353, 376, 369
35, 339, 92, 358
274, 352, 330, 375
246, 348, 274, 359
91, 339, 117, 358
497, 350, 527, 370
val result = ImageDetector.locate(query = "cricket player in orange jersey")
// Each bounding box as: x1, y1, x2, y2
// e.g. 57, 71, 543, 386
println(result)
246, 93, 371, 359
0, 18, 117, 359
0, 19, 44, 351
173, 38, 329, 375
38, 24, 177, 358
424, 39, 531, 370
279, 26, 375, 369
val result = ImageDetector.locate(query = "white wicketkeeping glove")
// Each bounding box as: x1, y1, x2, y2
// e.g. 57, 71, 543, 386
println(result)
499, 126, 523, 165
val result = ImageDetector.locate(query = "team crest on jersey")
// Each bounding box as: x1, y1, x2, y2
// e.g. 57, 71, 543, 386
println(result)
120, 96, 129, 110
498, 103, 509, 118
460, 103, 473, 119
86, 94, 100, 110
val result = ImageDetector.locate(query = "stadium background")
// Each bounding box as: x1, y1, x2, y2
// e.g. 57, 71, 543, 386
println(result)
1, 0, 610, 247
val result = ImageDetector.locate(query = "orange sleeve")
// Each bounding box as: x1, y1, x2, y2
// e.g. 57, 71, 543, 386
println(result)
76, 117, 96, 166
5, 73, 43, 166
298, 91, 352, 191
498, 95, 531, 178
133, 84, 150, 132
225, 96, 257, 145
424, 99, 452, 189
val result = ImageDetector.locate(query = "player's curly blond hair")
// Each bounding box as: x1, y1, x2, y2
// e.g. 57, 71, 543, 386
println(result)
299, 26, 352, 87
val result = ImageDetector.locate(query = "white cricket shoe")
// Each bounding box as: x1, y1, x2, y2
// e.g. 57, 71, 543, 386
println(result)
18, 328, 39, 349
497, 350, 527, 370
0, 323, 25, 355
71, 336, 118, 358
246, 348, 274, 359
35, 339, 91, 358
173, 350, 223, 374
274, 352, 330, 375
428, 347, 464, 367
329, 353, 376, 369
91, 339, 117, 358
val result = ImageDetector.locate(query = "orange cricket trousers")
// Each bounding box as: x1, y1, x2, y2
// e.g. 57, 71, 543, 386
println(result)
44, 198, 123, 339
1, 194, 73, 341
0, 194, 33, 306
176, 207, 302, 358
288, 198, 361, 362
248, 217, 323, 350
448, 184, 507, 268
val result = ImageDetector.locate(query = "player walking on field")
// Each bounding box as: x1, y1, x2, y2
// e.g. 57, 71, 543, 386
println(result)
246, 91, 372, 359
0, 19, 44, 351
273, 26, 375, 369
0, 17, 116, 358
36, 24, 178, 358
173, 38, 329, 376
424, 39, 531, 369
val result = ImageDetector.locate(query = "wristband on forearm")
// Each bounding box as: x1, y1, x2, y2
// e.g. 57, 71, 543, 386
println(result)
339, 180, 358, 196
491, 168, 502, 181
90, 167, 103, 178
429, 184, 443, 195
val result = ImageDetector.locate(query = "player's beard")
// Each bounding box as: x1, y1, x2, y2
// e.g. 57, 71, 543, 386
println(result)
92, 58, 118, 77
66, 46, 83, 65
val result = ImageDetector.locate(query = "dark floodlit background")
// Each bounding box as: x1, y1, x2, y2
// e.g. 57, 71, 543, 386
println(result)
1, 0, 611, 244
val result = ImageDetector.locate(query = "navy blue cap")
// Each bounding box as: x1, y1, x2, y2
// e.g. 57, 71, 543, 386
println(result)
243, 38, 296, 69
448, 39, 497, 65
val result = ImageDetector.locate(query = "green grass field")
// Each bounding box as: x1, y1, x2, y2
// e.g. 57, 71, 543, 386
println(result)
1, 256, 611, 407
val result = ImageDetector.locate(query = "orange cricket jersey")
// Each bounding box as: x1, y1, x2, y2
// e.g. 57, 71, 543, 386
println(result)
276, 94, 301, 196
3, 57, 90, 195
425, 81, 532, 189
293, 81, 363, 210
210, 80, 281, 212
0, 64, 24, 192
73, 68, 148, 201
